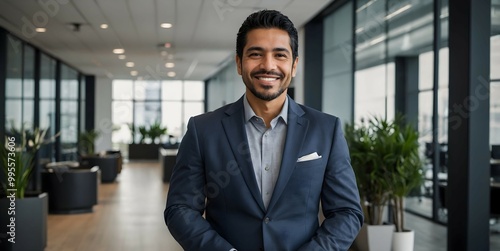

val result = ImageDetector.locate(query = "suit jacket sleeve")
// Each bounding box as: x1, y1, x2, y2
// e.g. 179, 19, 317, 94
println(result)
297, 118, 364, 251
164, 117, 233, 251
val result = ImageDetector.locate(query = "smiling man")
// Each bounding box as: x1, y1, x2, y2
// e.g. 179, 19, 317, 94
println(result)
165, 10, 363, 251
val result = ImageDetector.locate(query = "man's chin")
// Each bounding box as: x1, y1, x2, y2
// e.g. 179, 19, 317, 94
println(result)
252, 90, 284, 102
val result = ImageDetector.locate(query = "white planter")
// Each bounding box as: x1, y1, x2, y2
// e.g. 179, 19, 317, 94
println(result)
353, 224, 395, 251
392, 230, 414, 251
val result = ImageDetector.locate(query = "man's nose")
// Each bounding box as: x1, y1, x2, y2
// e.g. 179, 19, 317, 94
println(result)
259, 54, 276, 71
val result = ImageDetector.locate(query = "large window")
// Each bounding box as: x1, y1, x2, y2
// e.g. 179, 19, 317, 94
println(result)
5, 35, 35, 131
322, 1, 353, 123
112, 80, 205, 152
354, 63, 395, 122
39, 53, 57, 163
60, 64, 79, 160
491, 33, 500, 144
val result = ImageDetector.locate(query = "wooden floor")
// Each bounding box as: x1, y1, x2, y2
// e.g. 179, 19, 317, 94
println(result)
46, 161, 182, 251
45, 161, 500, 251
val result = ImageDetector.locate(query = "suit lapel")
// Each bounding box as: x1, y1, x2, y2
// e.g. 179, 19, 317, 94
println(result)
221, 97, 266, 212
267, 99, 309, 212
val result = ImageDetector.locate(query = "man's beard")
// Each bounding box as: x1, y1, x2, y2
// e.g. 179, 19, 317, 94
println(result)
245, 69, 286, 101
246, 83, 286, 101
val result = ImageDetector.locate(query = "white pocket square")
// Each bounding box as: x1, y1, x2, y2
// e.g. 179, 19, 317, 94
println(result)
297, 152, 322, 162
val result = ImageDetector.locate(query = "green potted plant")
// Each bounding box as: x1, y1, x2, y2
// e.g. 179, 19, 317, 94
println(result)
346, 115, 424, 251
345, 117, 394, 251
148, 121, 167, 144
127, 123, 136, 143
0, 126, 58, 251
129, 122, 168, 160
79, 129, 100, 156
138, 125, 148, 143
384, 118, 423, 251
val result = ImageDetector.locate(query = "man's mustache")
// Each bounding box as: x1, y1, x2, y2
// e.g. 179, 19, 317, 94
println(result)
251, 70, 284, 78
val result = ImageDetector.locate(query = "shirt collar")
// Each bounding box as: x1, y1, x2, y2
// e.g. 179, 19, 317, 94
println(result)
243, 94, 288, 125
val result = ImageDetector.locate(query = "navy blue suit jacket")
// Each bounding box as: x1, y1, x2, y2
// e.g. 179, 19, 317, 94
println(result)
165, 96, 363, 251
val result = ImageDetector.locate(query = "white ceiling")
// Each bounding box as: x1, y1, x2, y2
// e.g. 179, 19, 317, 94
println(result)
0, 0, 334, 81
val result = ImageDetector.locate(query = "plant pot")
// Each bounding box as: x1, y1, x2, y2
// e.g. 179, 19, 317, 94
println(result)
353, 224, 394, 251
0, 192, 48, 251
392, 230, 414, 251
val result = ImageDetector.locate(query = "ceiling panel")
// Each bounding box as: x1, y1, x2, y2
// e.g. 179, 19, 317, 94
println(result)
0, 0, 335, 80
52, 1, 86, 25
97, 0, 139, 48
128, 0, 157, 46
156, 0, 176, 45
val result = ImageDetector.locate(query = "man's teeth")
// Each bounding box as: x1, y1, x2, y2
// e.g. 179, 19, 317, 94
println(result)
258, 77, 278, 81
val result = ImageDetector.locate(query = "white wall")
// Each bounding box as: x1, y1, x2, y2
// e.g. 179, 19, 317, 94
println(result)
94, 77, 113, 152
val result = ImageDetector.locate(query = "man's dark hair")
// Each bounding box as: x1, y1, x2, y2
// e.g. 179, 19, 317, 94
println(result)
236, 10, 298, 61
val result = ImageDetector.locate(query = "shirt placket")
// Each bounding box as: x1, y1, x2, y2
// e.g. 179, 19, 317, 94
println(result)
261, 128, 273, 209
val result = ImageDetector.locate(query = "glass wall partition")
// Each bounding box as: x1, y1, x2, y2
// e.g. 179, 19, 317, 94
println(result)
1, 29, 88, 190
491, 0, 500, 145
80, 75, 86, 133
322, 1, 353, 123
39, 53, 57, 163
60, 65, 79, 160
351, 0, 452, 222
5, 35, 35, 132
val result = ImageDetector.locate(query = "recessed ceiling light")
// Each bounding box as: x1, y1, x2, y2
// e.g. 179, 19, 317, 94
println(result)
130, 71, 138, 76
126, 62, 135, 67
118, 55, 126, 60
165, 62, 175, 68
100, 24, 108, 29
36, 28, 46, 33
167, 71, 176, 77
164, 42, 172, 48
161, 23, 172, 28
113, 48, 125, 54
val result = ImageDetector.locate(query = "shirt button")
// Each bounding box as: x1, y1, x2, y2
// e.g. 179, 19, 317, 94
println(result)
265, 165, 269, 171
264, 217, 270, 224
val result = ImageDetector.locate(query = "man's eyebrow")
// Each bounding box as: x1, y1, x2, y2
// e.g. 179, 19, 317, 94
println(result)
246, 46, 264, 52
273, 47, 291, 54
245, 46, 291, 54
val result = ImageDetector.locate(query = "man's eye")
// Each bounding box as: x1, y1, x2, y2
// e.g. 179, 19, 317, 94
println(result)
276, 54, 287, 58
249, 53, 261, 57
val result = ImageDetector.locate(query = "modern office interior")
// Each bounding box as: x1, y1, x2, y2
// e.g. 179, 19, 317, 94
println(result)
0, 0, 499, 250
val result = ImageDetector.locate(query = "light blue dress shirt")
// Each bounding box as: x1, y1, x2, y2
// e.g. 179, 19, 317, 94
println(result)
243, 95, 288, 209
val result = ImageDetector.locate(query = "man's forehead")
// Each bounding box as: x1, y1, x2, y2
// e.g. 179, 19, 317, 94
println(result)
244, 28, 291, 50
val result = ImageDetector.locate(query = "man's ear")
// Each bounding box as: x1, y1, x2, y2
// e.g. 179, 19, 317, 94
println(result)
236, 55, 242, 75
291, 57, 299, 77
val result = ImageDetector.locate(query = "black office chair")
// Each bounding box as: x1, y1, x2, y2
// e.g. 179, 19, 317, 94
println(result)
42, 163, 99, 214
80, 154, 119, 183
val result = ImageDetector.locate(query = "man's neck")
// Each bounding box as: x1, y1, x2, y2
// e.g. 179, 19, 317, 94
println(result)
246, 91, 287, 128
